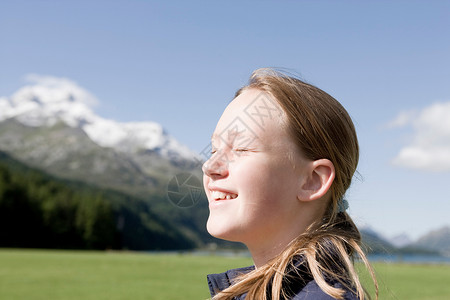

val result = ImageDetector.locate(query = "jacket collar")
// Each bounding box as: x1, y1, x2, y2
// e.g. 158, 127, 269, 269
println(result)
207, 265, 255, 298
206, 255, 357, 299
206, 257, 315, 299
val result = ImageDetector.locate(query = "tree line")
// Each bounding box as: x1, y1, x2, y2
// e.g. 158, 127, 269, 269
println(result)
0, 151, 195, 250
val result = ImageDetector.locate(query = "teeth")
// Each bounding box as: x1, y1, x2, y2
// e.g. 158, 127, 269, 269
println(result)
211, 190, 237, 200
211, 191, 224, 199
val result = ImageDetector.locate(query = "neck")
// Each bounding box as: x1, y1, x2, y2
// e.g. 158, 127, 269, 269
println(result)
247, 203, 326, 268
248, 241, 288, 268
246, 221, 309, 268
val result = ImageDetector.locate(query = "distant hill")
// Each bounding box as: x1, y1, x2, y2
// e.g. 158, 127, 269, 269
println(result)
360, 227, 396, 254
410, 226, 450, 256
359, 226, 446, 256
388, 233, 413, 248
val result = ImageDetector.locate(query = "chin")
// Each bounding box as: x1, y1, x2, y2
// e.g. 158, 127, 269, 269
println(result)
206, 218, 241, 242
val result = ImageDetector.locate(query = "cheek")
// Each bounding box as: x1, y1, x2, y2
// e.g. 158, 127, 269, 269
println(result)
235, 161, 297, 210
237, 156, 296, 187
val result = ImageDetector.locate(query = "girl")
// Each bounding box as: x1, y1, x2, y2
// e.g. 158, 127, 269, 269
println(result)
202, 69, 377, 299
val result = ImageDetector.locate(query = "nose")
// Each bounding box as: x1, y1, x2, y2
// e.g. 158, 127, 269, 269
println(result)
202, 152, 229, 179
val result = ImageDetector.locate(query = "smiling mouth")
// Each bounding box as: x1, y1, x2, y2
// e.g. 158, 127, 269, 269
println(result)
211, 190, 238, 200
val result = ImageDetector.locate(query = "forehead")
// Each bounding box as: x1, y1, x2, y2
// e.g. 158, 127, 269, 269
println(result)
213, 89, 285, 143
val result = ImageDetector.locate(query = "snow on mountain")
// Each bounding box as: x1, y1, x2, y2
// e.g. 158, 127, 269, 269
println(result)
0, 74, 197, 161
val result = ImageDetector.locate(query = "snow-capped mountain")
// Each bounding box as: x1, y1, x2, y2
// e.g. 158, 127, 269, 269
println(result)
0, 74, 197, 161
0, 75, 201, 196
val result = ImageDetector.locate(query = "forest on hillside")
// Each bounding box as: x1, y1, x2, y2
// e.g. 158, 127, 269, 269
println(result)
0, 151, 195, 250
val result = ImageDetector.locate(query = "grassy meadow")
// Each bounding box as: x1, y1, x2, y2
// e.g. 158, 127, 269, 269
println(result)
1, 249, 449, 300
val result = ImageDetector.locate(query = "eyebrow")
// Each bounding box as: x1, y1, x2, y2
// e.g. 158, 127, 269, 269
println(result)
211, 129, 244, 141
211, 129, 259, 145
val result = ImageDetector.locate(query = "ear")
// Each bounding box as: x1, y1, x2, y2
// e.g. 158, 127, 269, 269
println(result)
297, 159, 335, 202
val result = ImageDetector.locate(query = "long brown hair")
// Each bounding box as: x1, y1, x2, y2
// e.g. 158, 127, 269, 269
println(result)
212, 69, 378, 299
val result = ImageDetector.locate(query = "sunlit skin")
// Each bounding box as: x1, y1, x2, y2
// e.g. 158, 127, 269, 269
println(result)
202, 89, 335, 268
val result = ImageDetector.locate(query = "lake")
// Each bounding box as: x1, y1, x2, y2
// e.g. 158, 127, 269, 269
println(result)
368, 253, 450, 264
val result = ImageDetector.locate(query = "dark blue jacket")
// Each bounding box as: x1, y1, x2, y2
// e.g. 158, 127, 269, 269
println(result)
207, 263, 360, 299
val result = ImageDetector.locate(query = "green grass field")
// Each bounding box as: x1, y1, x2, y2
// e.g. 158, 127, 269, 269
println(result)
0, 249, 449, 299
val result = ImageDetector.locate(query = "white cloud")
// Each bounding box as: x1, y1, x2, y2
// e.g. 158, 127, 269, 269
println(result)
391, 101, 450, 172
384, 109, 417, 129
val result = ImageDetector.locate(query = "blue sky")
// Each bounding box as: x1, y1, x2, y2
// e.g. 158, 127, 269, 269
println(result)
1, 0, 449, 240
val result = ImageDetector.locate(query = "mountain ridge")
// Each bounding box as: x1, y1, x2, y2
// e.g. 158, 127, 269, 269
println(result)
411, 226, 450, 256
0, 75, 203, 197
0, 74, 198, 163
360, 225, 450, 256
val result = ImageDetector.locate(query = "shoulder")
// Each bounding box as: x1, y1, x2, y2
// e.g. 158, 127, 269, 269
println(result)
290, 279, 359, 300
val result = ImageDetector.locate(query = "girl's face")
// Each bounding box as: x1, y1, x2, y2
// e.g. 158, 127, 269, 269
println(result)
203, 89, 311, 250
